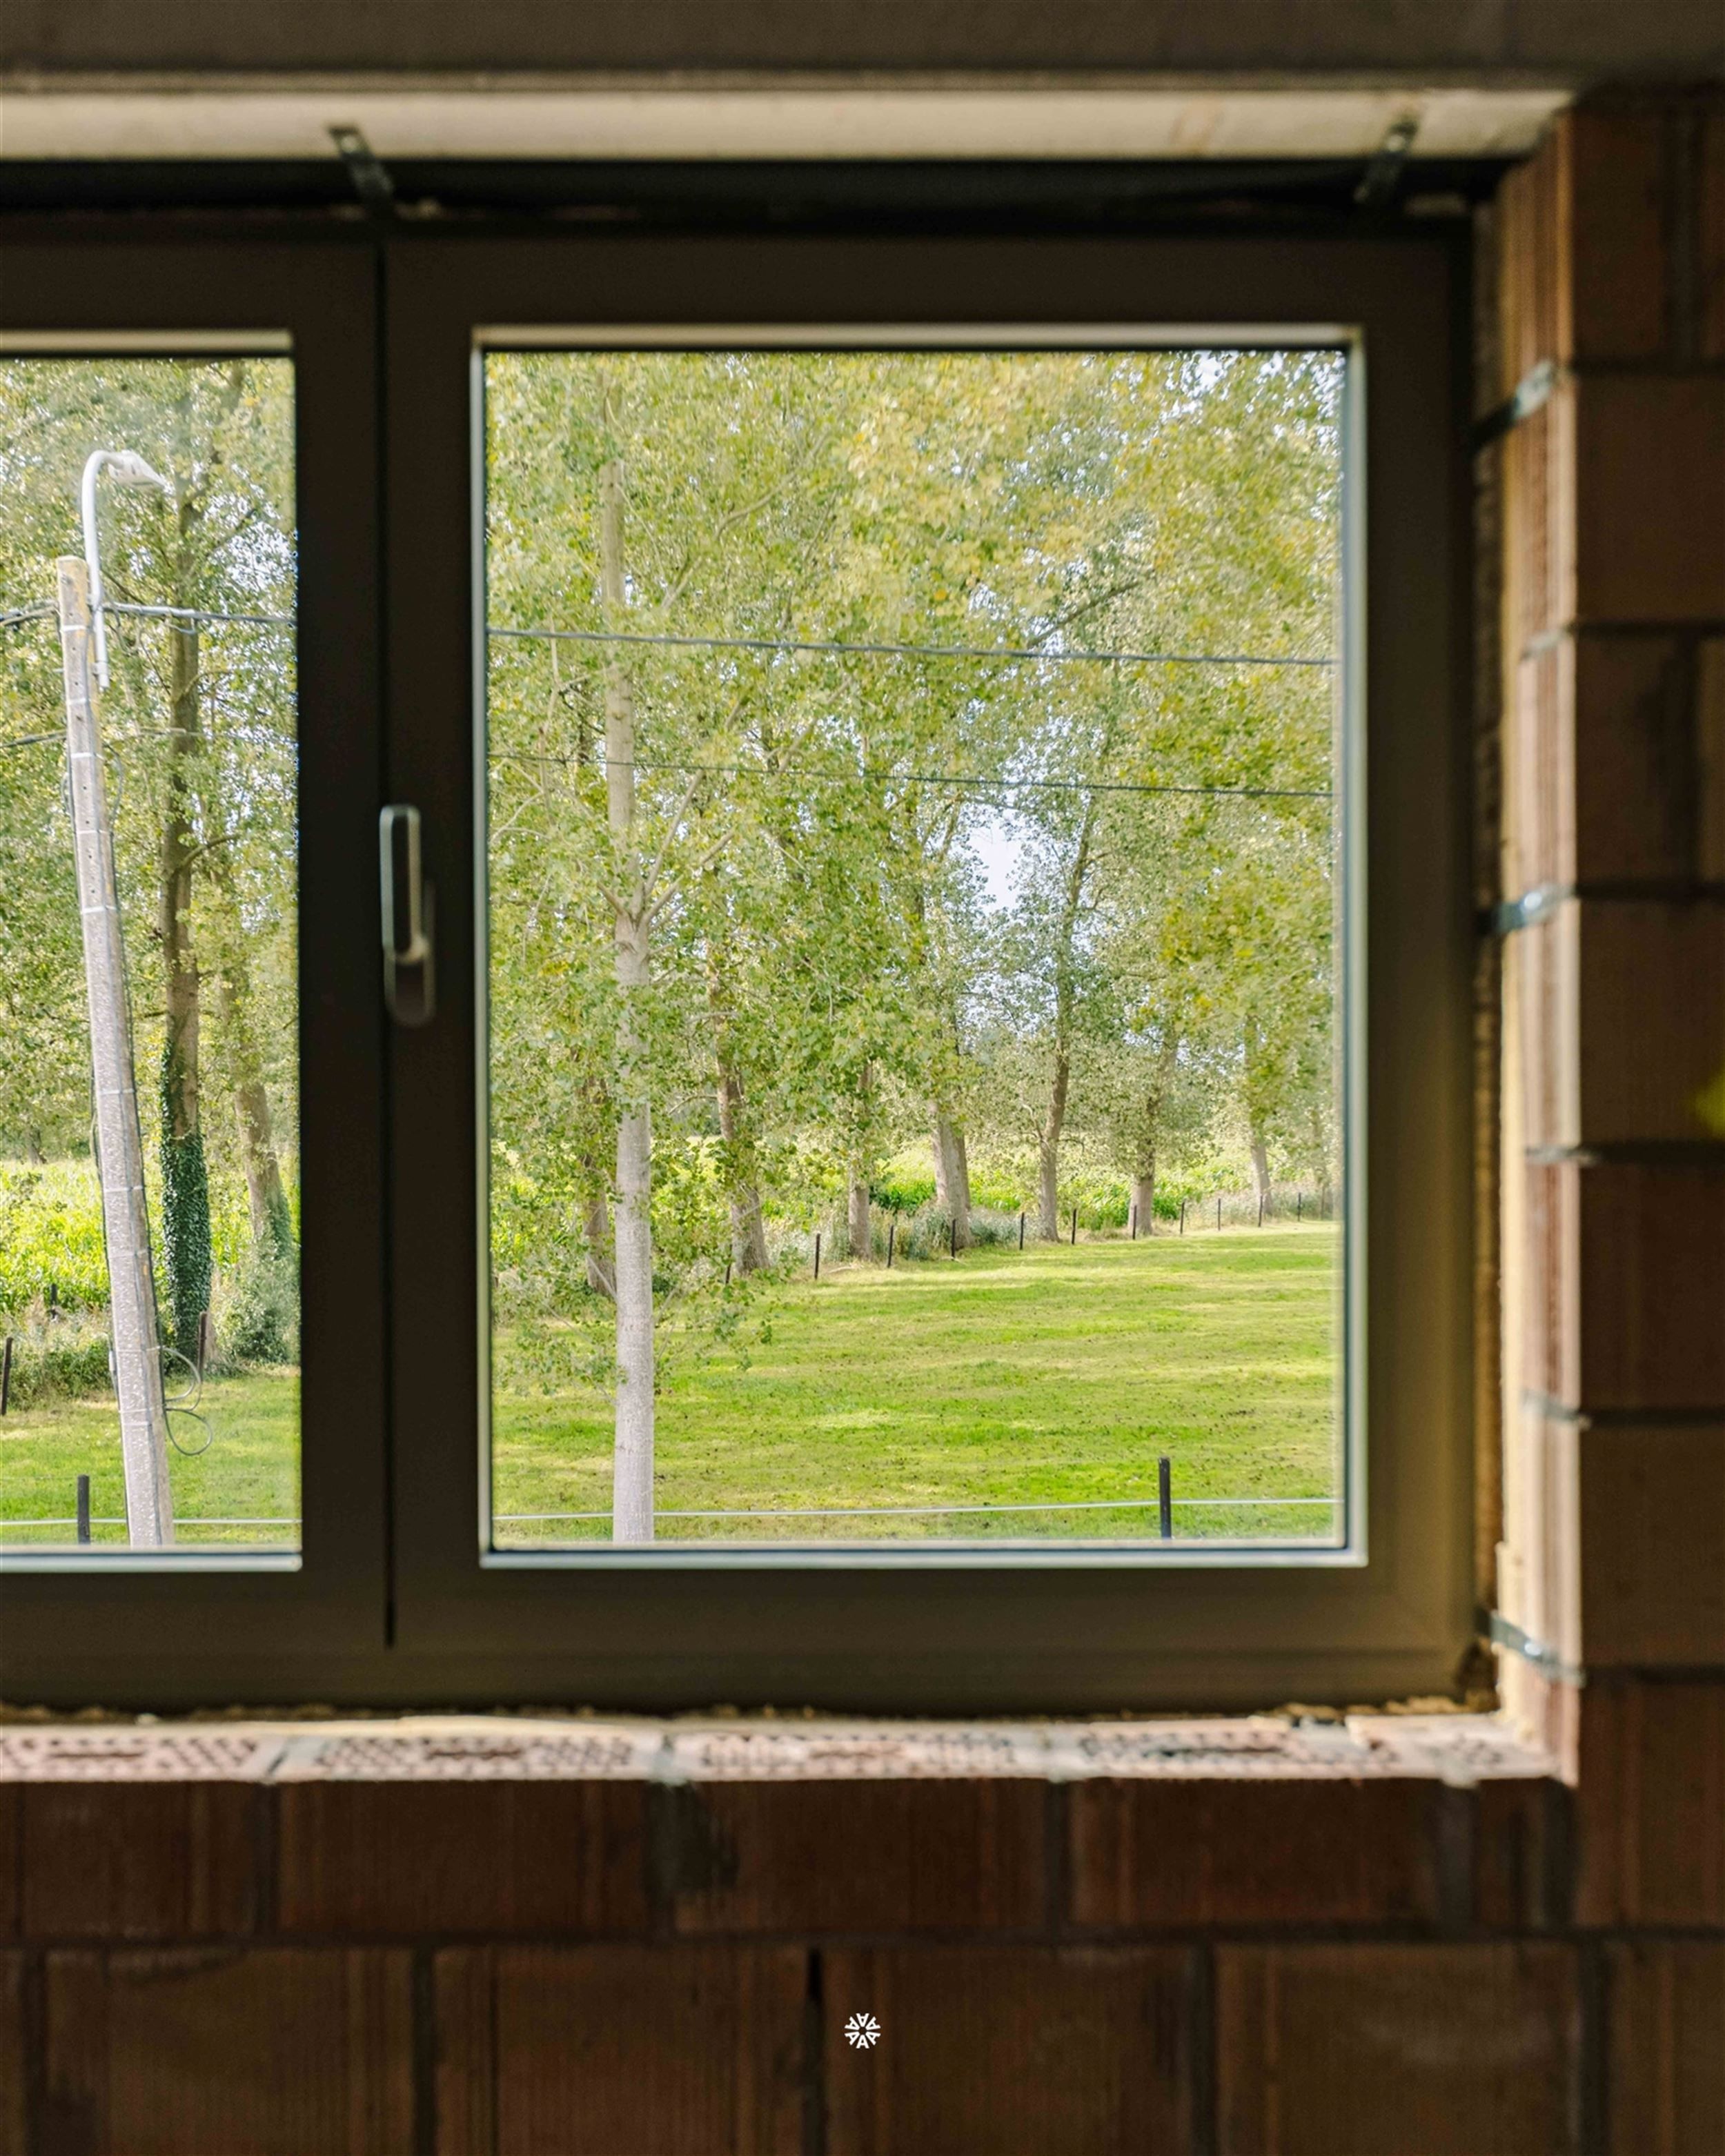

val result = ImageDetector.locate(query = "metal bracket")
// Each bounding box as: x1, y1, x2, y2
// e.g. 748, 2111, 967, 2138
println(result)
1473, 358, 1563, 451
1354, 115, 1419, 208
330, 126, 397, 217
1492, 882, 1569, 936
1489, 1611, 1586, 1688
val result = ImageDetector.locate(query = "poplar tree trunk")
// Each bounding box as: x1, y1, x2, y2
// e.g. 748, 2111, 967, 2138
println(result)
1251, 1134, 1272, 1210
1037, 800, 1096, 1241
600, 442, 655, 1543
847, 1060, 874, 1261
578, 1078, 615, 1299
707, 924, 768, 1275
933, 1112, 972, 1252
1132, 1149, 1156, 1240
159, 613, 210, 1358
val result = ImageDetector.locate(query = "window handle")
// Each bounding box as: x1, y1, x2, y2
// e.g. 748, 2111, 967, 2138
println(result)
379, 803, 435, 1025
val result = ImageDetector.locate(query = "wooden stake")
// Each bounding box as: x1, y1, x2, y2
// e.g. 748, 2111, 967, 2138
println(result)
814, 1231, 821, 1280
76, 1473, 91, 1545
1158, 1454, 1172, 1541
0, 1335, 11, 1416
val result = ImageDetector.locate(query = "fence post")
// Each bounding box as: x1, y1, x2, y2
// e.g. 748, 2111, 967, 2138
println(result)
1297, 1190, 1303, 1223
1179, 1200, 1186, 1236
1018, 1211, 1025, 1250
724, 1257, 732, 1287
1130, 1203, 1136, 1241
76, 1472, 91, 1545
0, 1335, 10, 1417
1258, 1193, 1264, 1228
950, 1216, 957, 1259
1158, 1454, 1172, 1541
1217, 1198, 1223, 1232
887, 1218, 896, 1269
1070, 1207, 1078, 1246
814, 1232, 821, 1280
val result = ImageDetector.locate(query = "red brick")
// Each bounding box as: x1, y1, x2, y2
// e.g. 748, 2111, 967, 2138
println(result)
434, 1944, 805, 2156
1575, 1163, 1725, 1411
1501, 391, 1571, 653
1579, 1425, 1725, 1667
825, 1945, 1191, 2156
1576, 1681, 1725, 1926
1067, 1779, 1439, 1929
1473, 1779, 1568, 1932
1702, 638, 1725, 882
1575, 375, 1725, 624
1504, 637, 1569, 892
1560, 112, 1669, 362
664, 1779, 1043, 1936
1609, 1940, 1725, 2155
277, 1781, 648, 1937
0, 1952, 23, 2156
1217, 1944, 1579, 2156
1702, 110, 1725, 363
21, 1782, 261, 1940
1530, 1161, 1725, 1413
1574, 902, 1725, 1145
0, 1791, 17, 1941
1571, 634, 1700, 883
1497, 143, 1561, 396
42, 1947, 413, 2155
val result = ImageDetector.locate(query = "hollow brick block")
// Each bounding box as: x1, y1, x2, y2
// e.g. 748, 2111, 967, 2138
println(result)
1525, 1161, 1725, 1413
1575, 1681, 1725, 1926
0, 1791, 17, 1941
433, 1944, 805, 2156
1608, 1940, 1725, 2156
1067, 1778, 1440, 1928
1573, 375, 1725, 625
1559, 112, 1669, 364
1579, 1424, 1725, 1668
41, 1947, 413, 2156
825, 1944, 1192, 2156
662, 1779, 1044, 1936
1217, 1943, 1579, 2156
277, 1779, 649, 1937
0, 1953, 22, 2156
1519, 901, 1725, 1148
21, 1781, 262, 1941
1704, 110, 1725, 362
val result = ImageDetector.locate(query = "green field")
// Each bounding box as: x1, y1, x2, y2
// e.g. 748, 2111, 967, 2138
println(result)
1, 1225, 1341, 1548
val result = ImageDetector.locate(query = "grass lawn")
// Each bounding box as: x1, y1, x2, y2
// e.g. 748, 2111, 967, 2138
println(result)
0, 1225, 1340, 1549
0, 1369, 300, 1546
495, 1224, 1341, 1544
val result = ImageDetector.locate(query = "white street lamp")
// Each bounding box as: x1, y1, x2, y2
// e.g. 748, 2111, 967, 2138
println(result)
80, 447, 172, 689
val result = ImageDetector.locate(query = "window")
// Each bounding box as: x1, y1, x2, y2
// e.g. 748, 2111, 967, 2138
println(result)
480, 341, 1348, 1554
1, 348, 301, 1554
1, 222, 1473, 1710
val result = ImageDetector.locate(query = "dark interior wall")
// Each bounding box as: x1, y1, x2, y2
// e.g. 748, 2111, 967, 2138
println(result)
2, 0, 1721, 79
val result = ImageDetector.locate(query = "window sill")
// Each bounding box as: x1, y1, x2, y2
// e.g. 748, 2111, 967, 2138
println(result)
0, 1708, 1554, 1786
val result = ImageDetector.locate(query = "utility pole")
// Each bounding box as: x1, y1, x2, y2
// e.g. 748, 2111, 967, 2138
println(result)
56, 556, 175, 1545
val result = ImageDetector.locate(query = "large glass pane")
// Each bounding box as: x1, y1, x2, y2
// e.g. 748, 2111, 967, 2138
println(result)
483, 346, 1343, 1549
0, 354, 299, 1552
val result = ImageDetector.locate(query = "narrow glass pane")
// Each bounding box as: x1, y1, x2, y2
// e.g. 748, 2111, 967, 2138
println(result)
483, 347, 1343, 1550
0, 355, 299, 1552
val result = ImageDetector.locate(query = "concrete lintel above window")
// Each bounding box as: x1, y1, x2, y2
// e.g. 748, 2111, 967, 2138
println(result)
0, 80, 1570, 163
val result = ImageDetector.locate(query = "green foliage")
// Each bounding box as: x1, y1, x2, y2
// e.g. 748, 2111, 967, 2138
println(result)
0, 1159, 110, 1316
1, 1327, 112, 1410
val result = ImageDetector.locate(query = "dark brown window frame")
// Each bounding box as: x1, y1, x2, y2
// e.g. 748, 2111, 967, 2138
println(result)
0, 216, 1475, 1713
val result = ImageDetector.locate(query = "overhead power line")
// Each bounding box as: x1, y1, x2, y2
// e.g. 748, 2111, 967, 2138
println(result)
489, 749, 1331, 801
491, 622, 1333, 669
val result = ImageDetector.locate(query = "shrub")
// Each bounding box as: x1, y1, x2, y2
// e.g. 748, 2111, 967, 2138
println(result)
1, 1326, 113, 1408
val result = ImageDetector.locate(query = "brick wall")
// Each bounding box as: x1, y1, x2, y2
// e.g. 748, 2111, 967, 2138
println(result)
1, 94, 1722, 2156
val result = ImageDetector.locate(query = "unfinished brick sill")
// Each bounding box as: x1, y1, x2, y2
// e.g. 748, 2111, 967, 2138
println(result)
0, 1710, 1555, 1785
